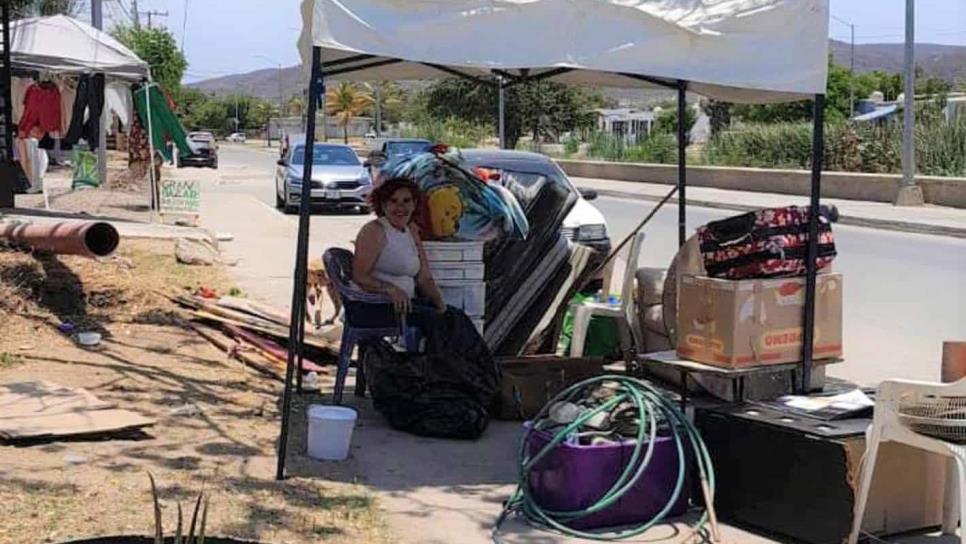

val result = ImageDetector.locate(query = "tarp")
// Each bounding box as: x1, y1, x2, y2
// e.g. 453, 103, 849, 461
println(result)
299, 0, 829, 103
10, 15, 150, 79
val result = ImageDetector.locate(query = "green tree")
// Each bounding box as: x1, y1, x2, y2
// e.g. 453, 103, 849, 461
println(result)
701, 99, 732, 138
111, 25, 187, 100
422, 78, 603, 148
10, 0, 82, 17
652, 103, 698, 144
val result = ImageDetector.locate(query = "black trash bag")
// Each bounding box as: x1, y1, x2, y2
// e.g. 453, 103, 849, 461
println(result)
361, 308, 499, 439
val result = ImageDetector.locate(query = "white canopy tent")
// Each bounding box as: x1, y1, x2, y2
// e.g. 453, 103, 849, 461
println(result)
278, 0, 833, 480
10, 14, 149, 79
298, 0, 829, 103
8, 15, 158, 213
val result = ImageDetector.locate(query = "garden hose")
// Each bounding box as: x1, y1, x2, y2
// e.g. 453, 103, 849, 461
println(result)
492, 375, 717, 542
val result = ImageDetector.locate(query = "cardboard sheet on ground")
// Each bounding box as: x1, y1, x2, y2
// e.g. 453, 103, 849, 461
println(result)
0, 380, 154, 440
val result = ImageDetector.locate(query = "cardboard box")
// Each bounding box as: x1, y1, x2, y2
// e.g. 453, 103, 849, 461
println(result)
496, 356, 604, 420
677, 273, 843, 368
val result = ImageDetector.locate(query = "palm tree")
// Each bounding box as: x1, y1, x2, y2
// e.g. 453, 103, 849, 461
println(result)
325, 82, 374, 144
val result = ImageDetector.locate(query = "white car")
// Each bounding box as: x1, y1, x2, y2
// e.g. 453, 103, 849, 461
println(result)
226, 132, 247, 143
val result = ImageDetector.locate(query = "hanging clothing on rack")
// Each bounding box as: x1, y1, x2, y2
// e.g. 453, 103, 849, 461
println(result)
11, 77, 35, 125
64, 74, 105, 148
57, 76, 78, 137
18, 81, 63, 138
105, 82, 134, 134
133, 83, 193, 162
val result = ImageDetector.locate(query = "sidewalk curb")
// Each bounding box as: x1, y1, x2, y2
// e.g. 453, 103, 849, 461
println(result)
593, 188, 966, 239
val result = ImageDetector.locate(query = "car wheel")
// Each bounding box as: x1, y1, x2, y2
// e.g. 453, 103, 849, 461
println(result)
283, 204, 298, 215
358, 205, 372, 215
275, 191, 285, 209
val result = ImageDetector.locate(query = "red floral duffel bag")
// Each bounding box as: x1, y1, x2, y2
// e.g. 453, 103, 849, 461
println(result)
697, 205, 837, 280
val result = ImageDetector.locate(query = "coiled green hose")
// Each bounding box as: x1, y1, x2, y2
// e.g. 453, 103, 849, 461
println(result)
492, 375, 716, 542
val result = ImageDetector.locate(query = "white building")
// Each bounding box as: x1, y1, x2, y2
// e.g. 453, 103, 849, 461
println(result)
595, 108, 655, 144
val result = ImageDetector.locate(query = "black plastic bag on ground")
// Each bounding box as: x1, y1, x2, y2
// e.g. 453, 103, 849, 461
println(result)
361, 308, 499, 439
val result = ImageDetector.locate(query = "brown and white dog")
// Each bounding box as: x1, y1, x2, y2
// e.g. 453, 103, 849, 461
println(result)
306, 258, 342, 328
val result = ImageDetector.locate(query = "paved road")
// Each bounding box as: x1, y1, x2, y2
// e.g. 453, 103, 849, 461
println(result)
213, 144, 966, 386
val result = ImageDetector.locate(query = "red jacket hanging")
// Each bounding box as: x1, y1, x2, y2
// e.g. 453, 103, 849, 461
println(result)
18, 82, 63, 136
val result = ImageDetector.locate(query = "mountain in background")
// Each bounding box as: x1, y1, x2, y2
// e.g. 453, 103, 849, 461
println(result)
188, 39, 966, 105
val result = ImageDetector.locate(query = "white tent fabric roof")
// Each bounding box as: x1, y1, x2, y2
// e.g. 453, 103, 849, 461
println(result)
10, 15, 150, 78
299, 0, 829, 103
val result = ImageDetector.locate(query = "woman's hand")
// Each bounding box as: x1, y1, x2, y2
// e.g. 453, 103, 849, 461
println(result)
385, 285, 411, 315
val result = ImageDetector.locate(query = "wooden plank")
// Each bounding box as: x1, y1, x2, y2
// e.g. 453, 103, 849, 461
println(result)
222, 324, 329, 374
187, 322, 284, 381
639, 350, 843, 377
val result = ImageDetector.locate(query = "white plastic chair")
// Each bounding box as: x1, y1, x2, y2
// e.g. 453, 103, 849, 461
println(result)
849, 378, 966, 544
569, 232, 645, 360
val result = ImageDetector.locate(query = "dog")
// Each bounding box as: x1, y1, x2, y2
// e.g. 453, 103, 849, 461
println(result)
306, 258, 342, 328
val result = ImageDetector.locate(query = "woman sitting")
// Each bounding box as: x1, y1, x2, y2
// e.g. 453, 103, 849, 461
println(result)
352, 177, 446, 324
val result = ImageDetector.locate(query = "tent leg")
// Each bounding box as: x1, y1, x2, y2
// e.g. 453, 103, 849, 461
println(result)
276, 45, 323, 481
676, 80, 687, 247
498, 76, 506, 149
800, 94, 825, 394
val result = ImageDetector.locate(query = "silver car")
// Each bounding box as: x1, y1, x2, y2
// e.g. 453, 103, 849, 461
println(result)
275, 142, 373, 214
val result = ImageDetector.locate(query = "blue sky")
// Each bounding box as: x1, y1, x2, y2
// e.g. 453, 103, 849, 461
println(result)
84, 0, 966, 83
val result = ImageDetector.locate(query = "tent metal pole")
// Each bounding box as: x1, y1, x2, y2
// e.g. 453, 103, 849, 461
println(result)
800, 93, 825, 394
498, 75, 506, 149
676, 80, 687, 247
276, 45, 323, 481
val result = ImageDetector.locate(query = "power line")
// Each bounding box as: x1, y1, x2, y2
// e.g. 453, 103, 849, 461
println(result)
180, 0, 189, 52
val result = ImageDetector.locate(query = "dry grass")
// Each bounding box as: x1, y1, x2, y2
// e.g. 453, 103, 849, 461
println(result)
0, 238, 389, 544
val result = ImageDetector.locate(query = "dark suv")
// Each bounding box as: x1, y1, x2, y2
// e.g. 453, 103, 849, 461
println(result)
178, 131, 219, 169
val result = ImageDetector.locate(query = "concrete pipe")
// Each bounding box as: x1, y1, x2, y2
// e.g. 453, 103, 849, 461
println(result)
0, 221, 120, 258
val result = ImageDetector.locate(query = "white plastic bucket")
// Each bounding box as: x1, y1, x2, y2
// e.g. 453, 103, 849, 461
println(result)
306, 404, 357, 461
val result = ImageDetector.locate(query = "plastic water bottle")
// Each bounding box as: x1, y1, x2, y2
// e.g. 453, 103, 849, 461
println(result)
608, 294, 620, 307
303, 371, 319, 391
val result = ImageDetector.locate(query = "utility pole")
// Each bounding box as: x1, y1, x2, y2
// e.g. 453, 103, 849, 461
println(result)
92, 0, 107, 189
848, 23, 855, 116
145, 10, 169, 28
896, 0, 924, 205
131, 0, 140, 28
831, 15, 856, 116
374, 84, 382, 137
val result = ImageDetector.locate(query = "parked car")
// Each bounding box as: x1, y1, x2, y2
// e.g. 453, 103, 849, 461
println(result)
226, 132, 247, 143
178, 131, 218, 168
275, 140, 373, 214
460, 149, 611, 292
365, 137, 433, 181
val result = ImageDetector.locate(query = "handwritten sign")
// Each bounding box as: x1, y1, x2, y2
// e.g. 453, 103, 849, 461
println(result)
159, 179, 201, 216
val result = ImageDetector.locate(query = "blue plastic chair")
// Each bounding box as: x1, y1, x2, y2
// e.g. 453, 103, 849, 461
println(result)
323, 247, 407, 404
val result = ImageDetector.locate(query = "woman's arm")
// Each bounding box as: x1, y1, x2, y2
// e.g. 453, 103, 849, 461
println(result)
352, 221, 410, 314
412, 228, 447, 312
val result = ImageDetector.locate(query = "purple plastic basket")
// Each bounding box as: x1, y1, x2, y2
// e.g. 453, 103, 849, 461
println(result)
525, 426, 691, 531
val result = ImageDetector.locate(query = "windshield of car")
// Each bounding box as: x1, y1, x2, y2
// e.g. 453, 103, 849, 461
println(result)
291, 145, 360, 166
189, 132, 214, 141
386, 141, 431, 158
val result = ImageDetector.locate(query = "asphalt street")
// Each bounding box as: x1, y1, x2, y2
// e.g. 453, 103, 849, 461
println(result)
214, 143, 966, 385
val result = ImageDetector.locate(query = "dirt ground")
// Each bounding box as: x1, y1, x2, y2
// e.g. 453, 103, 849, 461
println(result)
0, 240, 388, 544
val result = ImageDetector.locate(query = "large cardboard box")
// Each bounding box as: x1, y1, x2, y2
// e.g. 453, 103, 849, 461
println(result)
677, 273, 843, 368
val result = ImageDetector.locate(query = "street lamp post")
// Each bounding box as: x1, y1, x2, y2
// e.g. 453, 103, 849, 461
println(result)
256, 55, 286, 147
896, 0, 924, 205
